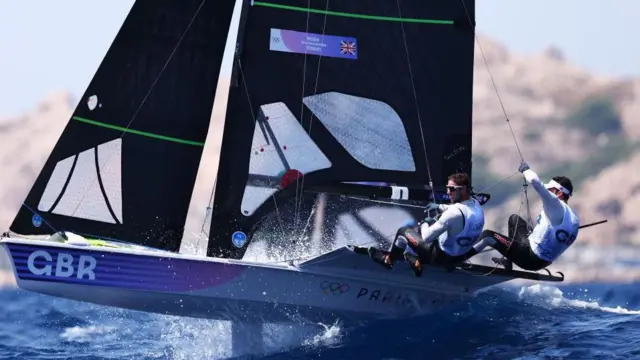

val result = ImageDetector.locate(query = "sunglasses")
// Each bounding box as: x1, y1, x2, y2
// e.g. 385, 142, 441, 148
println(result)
446, 185, 465, 191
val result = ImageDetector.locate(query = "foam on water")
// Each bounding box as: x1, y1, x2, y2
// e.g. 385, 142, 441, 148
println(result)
60, 325, 117, 343
518, 284, 640, 315
302, 320, 343, 348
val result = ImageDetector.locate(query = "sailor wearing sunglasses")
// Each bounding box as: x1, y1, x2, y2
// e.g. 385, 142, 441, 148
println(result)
369, 172, 486, 276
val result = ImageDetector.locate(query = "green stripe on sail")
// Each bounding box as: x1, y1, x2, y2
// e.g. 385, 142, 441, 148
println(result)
253, 1, 454, 24
72, 116, 205, 147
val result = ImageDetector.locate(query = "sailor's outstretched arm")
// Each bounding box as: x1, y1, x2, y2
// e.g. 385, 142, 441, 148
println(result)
521, 166, 564, 223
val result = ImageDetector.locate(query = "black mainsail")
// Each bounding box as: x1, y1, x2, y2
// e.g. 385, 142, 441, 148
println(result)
10, 0, 237, 252
207, 0, 476, 258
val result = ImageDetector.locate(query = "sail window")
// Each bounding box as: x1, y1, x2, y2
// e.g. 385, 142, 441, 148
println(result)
303, 92, 415, 172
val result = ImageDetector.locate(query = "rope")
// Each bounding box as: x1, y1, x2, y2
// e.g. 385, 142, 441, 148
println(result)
459, 0, 524, 163
292, 0, 314, 230
200, 183, 216, 234
474, 170, 520, 194
237, 60, 288, 236
19, 203, 59, 233
425, 0, 541, 275
458, 0, 533, 224
459, 189, 526, 276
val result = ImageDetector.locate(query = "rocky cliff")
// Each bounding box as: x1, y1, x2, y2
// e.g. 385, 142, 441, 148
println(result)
471, 37, 640, 252
1, 36, 639, 286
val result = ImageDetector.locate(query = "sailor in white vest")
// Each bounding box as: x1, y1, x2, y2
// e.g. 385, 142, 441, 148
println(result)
369, 173, 486, 276
470, 161, 580, 271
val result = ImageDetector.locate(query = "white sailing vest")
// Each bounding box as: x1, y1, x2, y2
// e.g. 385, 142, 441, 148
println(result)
528, 202, 580, 262
438, 199, 485, 256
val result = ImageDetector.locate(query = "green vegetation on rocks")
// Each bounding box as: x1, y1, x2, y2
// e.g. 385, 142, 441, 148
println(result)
564, 96, 623, 136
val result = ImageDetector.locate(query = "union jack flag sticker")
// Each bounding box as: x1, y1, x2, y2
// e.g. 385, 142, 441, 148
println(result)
339, 40, 357, 56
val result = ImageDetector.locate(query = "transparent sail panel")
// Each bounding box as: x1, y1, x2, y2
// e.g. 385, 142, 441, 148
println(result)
303, 92, 415, 172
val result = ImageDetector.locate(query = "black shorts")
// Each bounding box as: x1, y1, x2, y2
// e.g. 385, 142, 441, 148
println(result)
396, 226, 473, 270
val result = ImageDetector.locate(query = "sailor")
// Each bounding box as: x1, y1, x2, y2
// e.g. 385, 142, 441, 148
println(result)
369, 172, 486, 276
469, 161, 580, 271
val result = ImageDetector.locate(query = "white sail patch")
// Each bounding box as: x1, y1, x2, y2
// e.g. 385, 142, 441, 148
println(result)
241, 102, 332, 216
38, 156, 75, 211
96, 139, 123, 223
37, 139, 123, 224
87, 95, 98, 111
303, 92, 416, 171
241, 186, 278, 217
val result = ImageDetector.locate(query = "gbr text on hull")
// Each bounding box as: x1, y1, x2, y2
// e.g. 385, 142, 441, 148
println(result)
27, 250, 97, 280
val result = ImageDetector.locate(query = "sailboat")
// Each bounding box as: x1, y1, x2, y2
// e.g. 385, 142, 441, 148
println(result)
1, 0, 563, 326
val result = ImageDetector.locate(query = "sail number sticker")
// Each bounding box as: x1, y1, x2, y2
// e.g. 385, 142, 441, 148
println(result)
270, 28, 357, 60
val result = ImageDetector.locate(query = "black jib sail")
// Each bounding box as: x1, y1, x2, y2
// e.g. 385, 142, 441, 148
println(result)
206, 0, 476, 259
10, 0, 237, 252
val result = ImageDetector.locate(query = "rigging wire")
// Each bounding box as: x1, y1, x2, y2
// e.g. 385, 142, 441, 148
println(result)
475, 170, 520, 194
459, 190, 526, 277
459, 1, 524, 164
395, 0, 437, 204
456, 0, 539, 273
292, 0, 314, 231
293, 0, 331, 235
237, 60, 288, 237
58, 0, 210, 225
200, 179, 217, 236
458, 0, 533, 226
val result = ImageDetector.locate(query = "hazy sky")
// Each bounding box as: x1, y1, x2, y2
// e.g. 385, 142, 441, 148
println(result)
0, 0, 638, 117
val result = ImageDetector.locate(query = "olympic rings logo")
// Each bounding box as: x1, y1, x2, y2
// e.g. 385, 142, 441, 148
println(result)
320, 281, 349, 296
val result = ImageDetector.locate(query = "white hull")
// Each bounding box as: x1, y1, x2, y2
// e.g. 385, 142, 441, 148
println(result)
0, 236, 535, 324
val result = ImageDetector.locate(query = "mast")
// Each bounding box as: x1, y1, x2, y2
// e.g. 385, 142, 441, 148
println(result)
180, 0, 246, 255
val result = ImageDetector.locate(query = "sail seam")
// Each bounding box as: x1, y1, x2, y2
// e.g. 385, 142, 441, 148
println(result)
253, 2, 454, 24
72, 116, 205, 146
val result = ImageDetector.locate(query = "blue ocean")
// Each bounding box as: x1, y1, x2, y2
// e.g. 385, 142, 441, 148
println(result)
1, 281, 638, 360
